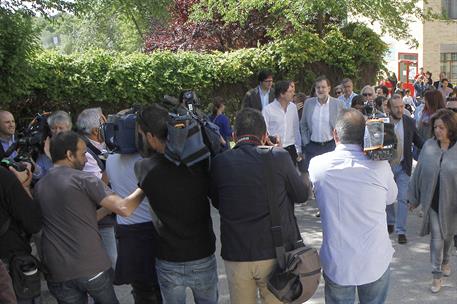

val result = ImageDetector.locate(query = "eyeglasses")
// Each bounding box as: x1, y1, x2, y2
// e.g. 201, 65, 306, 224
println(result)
363, 93, 373, 97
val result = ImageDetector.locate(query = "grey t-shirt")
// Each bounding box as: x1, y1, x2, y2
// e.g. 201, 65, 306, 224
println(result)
35, 166, 112, 282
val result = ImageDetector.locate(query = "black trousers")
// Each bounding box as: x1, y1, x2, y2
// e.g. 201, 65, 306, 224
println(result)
303, 140, 336, 171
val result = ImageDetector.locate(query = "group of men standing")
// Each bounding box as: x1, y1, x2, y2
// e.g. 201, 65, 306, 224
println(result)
239, 70, 424, 303
0, 68, 424, 304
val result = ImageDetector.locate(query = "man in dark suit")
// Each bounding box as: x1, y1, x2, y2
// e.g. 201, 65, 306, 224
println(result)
242, 70, 275, 111
433, 72, 453, 89
386, 94, 424, 244
210, 108, 309, 304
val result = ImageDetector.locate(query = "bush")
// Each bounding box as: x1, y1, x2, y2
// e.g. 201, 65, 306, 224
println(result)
5, 23, 387, 122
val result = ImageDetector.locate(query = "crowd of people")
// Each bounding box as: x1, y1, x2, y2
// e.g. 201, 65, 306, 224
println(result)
0, 68, 456, 304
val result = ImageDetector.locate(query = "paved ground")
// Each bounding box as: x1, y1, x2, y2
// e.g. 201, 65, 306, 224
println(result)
41, 201, 457, 303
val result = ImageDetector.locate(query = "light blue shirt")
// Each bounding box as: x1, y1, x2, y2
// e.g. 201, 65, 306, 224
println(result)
309, 144, 397, 285
258, 86, 270, 110
339, 92, 357, 109
0, 135, 16, 159
106, 153, 153, 225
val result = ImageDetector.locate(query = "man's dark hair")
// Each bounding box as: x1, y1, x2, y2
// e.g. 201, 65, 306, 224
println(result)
50, 131, 82, 163
374, 96, 387, 111
386, 94, 403, 109
234, 108, 266, 139
315, 75, 331, 87
335, 109, 366, 145
137, 104, 169, 142
258, 70, 273, 82
274, 80, 292, 99
377, 85, 389, 96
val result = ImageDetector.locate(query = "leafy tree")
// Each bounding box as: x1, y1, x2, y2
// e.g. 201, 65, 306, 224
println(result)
0, 8, 39, 104
190, 0, 438, 44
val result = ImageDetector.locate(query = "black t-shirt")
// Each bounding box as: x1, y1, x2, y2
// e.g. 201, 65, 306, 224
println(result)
135, 154, 215, 262
0, 167, 41, 260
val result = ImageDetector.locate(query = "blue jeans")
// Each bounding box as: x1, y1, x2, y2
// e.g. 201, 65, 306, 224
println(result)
386, 165, 409, 234
99, 226, 117, 270
429, 209, 452, 279
47, 269, 119, 304
155, 255, 218, 304
324, 267, 390, 304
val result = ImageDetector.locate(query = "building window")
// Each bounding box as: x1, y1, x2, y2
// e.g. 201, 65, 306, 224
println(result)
443, 0, 457, 19
440, 52, 457, 83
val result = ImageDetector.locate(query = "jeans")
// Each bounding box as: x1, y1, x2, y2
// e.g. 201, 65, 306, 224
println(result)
386, 165, 409, 234
155, 255, 218, 304
324, 267, 390, 304
429, 209, 452, 279
47, 269, 119, 304
99, 226, 117, 269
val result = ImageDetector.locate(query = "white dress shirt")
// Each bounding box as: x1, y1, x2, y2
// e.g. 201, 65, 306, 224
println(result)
258, 86, 271, 110
263, 100, 302, 153
309, 144, 397, 286
310, 98, 333, 143
83, 138, 107, 180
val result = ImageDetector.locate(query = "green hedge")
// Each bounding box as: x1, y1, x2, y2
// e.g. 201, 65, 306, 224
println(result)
5, 23, 387, 121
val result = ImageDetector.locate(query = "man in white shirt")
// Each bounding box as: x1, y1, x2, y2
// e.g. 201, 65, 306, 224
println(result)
309, 109, 397, 304
300, 76, 344, 171
77, 108, 117, 269
339, 78, 358, 109
262, 80, 302, 165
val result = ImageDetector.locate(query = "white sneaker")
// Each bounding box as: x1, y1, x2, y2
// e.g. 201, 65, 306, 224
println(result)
430, 278, 442, 293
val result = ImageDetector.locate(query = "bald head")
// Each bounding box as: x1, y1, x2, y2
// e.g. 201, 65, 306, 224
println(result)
334, 109, 366, 145
0, 110, 15, 139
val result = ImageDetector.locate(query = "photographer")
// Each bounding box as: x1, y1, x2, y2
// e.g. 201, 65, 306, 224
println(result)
0, 163, 42, 304
210, 108, 309, 304
0, 110, 17, 160
34, 111, 72, 179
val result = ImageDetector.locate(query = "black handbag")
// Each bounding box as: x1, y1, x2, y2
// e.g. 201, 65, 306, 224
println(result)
9, 254, 42, 300
261, 147, 321, 303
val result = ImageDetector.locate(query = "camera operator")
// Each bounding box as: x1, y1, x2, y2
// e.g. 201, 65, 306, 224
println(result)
0, 162, 42, 304
135, 104, 218, 303
105, 110, 162, 304
0, 110, 17, 160
77, 108, 117, 269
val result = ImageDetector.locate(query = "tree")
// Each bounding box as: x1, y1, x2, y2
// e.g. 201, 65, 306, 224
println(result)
190, 0, 438, 44
145, 0, 283, 52
0, 8, 38, 104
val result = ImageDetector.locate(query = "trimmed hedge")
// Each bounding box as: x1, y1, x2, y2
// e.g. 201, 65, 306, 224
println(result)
5, 23, 387, 121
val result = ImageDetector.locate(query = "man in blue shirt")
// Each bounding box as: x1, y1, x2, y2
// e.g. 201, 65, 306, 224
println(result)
339, 78, 358, 109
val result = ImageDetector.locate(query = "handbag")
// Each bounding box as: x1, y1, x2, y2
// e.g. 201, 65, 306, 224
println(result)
261, 147, 321, 303
9, 254, 42, 300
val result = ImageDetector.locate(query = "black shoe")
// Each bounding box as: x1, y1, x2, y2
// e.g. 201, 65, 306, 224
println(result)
387, 224, 394, 235
398, 234, 408, 244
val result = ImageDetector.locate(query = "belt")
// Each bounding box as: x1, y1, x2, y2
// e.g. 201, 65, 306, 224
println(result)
310, 139, 334, 146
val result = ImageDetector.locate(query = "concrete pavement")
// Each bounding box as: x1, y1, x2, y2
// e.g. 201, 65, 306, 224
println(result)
41, 201, 457, 303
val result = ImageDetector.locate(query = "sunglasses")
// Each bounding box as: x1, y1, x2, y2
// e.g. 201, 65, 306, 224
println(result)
363, 93, 373, 97
335, 91, 342, 95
